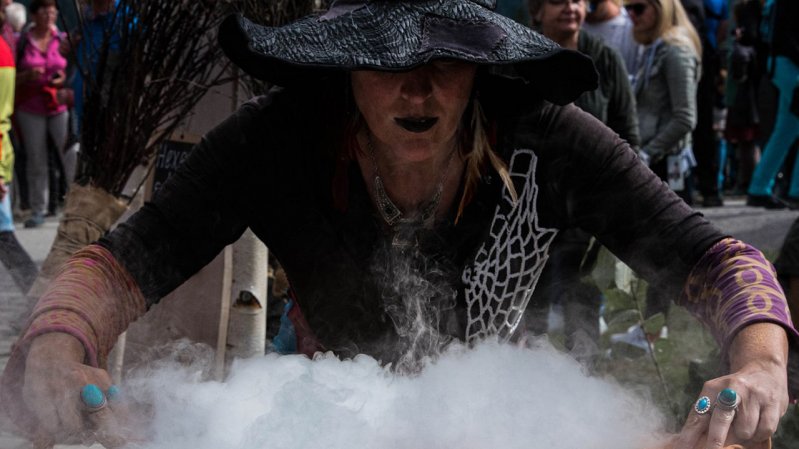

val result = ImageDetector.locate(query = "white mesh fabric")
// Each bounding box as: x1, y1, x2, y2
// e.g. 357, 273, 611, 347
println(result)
463, 149, 558, 343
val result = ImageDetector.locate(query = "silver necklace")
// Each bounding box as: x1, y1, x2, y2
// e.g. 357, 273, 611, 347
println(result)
367, 132, 455, 228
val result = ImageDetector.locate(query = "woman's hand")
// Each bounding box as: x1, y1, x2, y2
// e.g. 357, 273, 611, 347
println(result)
22, 333, 134, 448
21, 67, 46, 84
674, 323, 790, 449
49, 70, 66, 88
0, 176, 7, 201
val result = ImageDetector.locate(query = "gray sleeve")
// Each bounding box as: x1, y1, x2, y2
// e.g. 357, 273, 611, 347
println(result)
643, 44, 698, 158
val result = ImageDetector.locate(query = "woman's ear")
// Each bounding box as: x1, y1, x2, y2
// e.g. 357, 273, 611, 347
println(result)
533, 9, 543, 25
528, 0, 542, 26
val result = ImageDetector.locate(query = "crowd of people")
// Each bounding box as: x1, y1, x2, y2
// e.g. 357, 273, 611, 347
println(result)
510, 0, 799, 350
0, 0, 116, 295
3, 0, 116, 226
509, 0, 798, 211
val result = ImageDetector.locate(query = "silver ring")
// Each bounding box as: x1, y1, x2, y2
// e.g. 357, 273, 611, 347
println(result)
694, 395, 712, 415
716, 388, 741, 410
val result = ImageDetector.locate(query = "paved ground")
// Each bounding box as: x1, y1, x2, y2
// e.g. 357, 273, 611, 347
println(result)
0, 198, 796, 448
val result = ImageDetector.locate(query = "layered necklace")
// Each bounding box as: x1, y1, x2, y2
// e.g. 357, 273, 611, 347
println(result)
367, 132, 457, 229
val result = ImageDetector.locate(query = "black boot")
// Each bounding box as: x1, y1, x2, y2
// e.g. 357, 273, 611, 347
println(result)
746, 194, 788, 209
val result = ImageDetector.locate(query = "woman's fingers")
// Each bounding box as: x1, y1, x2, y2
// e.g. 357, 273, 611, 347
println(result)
677, 376, 786, 449
673, 397, 712, 449
752, 402, 781, 443
22, 334, 131, 444
732, 390, 758, 441
78, 370, 131, 447
705, 403, 736, 449
88, 405, 128, 448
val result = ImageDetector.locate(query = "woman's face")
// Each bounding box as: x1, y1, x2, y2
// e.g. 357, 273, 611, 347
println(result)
536, 0, 586, 40
351, 60, 477, 164
33, 5, 58, 29
627, 0, 658, 40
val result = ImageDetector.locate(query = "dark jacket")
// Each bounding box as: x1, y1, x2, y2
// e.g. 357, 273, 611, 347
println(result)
100, 85, 723, 361
575, 31, 640, 149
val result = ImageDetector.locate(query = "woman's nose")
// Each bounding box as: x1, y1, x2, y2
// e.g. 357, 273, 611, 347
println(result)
400, 67, 433, 103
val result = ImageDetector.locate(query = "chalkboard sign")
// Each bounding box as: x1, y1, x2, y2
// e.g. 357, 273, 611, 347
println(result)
151, 140, 195, 194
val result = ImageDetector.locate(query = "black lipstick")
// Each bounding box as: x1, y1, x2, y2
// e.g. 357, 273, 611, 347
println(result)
395, 117, 438, 133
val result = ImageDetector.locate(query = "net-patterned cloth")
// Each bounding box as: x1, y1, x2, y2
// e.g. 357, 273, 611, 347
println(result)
463, 149, 557, 342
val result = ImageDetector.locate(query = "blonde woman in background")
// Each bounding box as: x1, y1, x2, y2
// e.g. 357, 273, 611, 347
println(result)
625, 0, 701, 354
627, 0, 701, 187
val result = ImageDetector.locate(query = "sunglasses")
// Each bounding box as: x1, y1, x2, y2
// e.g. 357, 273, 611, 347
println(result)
624, 2, 649, 15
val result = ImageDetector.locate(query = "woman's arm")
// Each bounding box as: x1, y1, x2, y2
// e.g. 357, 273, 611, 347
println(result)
642, 43, 698, 157
516, 102, 793, 447
0, 245, 147, 445
0, 94, 283, 444
672, 238, 796, 449
677, 238, 796, 357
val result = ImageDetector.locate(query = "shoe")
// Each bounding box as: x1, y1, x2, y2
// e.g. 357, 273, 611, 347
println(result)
23, 213, 44, 228
609, 325, 651, 352
785, 196, 799, 210
746, 194, 787, 209
701, 195, 724, 207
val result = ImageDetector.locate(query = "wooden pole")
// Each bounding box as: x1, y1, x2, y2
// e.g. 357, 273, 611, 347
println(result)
213, 245, 234, 381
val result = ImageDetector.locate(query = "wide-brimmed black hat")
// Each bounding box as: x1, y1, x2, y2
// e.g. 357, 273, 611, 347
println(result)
219, 0, 598, 105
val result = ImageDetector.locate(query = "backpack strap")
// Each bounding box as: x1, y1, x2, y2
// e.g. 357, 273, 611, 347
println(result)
14, 30, 27, 64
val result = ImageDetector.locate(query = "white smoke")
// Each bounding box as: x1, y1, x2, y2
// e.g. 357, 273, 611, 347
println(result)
123, 339, 668, 449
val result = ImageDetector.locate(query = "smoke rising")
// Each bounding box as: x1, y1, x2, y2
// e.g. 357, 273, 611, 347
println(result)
368, 227, 460, 373
123, 339, 668, 449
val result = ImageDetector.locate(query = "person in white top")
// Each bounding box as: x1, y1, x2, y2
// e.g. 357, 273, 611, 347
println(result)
583, 0, 641, 75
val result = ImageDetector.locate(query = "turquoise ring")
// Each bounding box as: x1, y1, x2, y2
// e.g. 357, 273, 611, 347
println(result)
80, 384, 107, 412
106, 385, 121, 402
716, 388, 741, 410
694, 395, 712, 415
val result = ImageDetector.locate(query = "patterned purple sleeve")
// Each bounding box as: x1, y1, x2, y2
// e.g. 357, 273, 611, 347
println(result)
680, 238, 799, 354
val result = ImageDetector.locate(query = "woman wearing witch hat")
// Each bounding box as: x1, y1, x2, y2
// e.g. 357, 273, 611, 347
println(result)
1, 1, 795, 448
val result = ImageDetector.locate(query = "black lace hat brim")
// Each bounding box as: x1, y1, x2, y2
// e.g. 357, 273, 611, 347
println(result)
218, 0, 598, 105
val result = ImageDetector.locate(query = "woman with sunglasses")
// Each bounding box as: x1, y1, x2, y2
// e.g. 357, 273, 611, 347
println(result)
626, 0, 701, 193
625, 0, 702, 343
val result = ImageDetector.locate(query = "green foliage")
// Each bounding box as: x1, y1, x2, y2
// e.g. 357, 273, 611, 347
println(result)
584, 271, 799, 445
587, 276, 718, 431
774, 404, 799, 448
